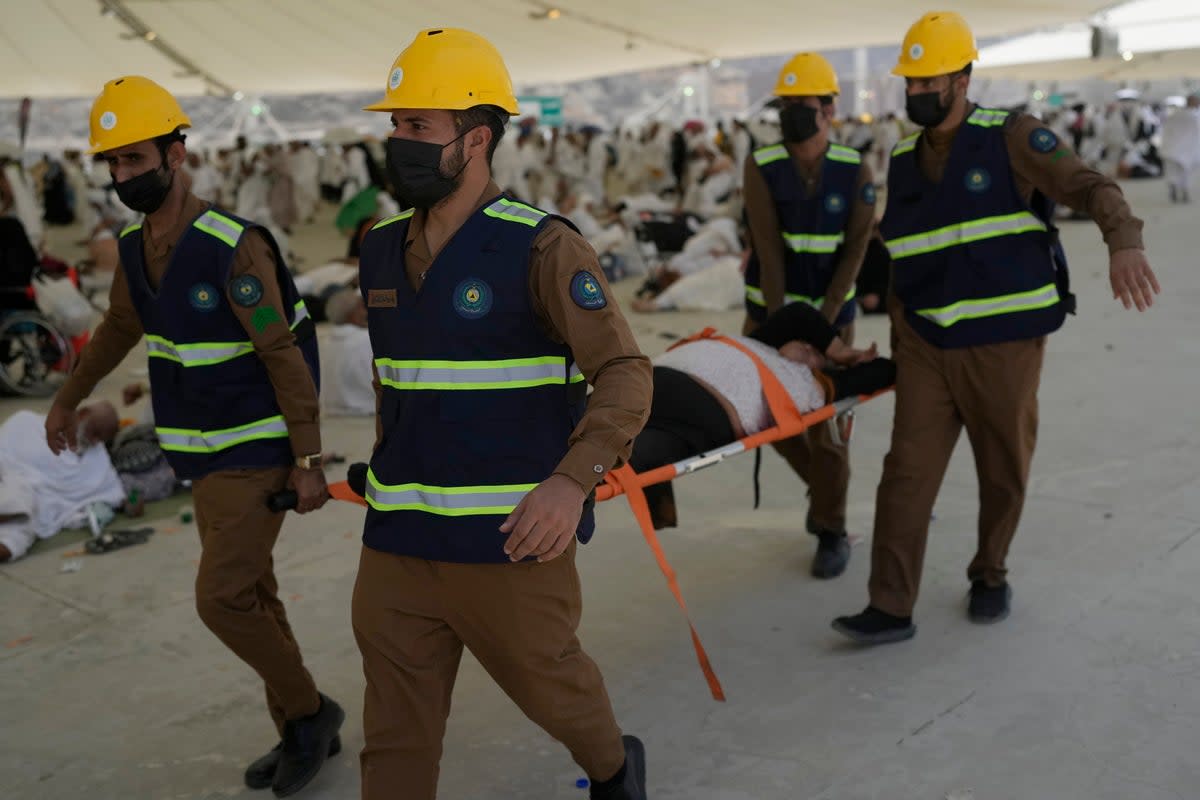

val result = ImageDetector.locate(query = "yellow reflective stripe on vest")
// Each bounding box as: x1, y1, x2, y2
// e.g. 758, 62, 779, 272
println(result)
366, 468, 536, 516
375, 356, 584, 391
892, 134, 920, 157
120, 222, 142, 238
915, 283, 1060, 328
157, 415, 288, 453
782, 231, 845, 254
826, 145, 862, 165
482, 198, 547, 227
754, 144, 788, 166
148, 301, 310, 367
193, 210, 246, 248
967, 108, 1010, 128
372, 209, 415, 230
745, 285, 857, 307
884, 212, 1047, 261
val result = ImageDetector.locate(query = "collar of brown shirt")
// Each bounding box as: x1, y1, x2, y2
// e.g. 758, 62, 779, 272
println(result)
403, 181, 504, 292
139, 191, 210, 291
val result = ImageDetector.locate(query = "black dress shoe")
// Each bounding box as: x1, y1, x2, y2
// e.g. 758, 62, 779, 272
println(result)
832, 606, 916, 644
811, 531, 851, 579
244, 736, 342, 790
590, 735, 647, 800
968, 581, 1012, 624
272, 694, 345, 798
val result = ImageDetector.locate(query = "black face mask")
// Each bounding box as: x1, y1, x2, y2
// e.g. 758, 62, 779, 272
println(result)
113, 163, 173, 215
906, 88, 955, 129
385, 133, 469, 209
780, 104, 822, 143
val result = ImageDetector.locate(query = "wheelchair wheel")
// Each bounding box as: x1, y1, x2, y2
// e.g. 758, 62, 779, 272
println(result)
0, 312, 75, 397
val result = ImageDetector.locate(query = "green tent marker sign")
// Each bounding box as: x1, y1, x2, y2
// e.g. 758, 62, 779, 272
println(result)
517, 95, 563, 127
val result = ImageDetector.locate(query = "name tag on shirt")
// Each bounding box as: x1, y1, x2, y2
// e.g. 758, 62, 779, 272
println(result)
368, 289, 397, 308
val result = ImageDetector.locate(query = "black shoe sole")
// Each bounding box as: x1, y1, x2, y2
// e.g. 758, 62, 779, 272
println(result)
246, 736, 342, 791
831, 619, 917, 644
968, 586, 1012, 625
622, 735, 647, 798
272, 706, 347, 798
811, 546, 850, 579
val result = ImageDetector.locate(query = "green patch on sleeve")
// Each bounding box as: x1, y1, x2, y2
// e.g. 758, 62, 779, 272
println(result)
1050, 149, 1069, 162
251, 305, 283, 333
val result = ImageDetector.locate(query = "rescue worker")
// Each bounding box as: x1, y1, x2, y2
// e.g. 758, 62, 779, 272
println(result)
741, 52, 875, 579
833, 12, 1160, 644
352, 29, 653, 800
43, 77, 345, 796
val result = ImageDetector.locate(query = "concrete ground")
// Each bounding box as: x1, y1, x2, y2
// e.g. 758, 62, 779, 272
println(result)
2, 177, 1198, 800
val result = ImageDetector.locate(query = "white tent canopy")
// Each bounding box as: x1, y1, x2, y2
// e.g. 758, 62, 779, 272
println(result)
5, 0, 1116, 98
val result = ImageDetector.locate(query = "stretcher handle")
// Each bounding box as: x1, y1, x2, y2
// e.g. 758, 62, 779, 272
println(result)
266, 462, 369, 511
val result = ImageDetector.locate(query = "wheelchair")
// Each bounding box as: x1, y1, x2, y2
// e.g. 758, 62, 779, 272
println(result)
0, 266, 87, 398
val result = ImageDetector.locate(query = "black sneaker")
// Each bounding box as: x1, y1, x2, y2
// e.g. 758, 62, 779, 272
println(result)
244, 736, 342, 790
968, 581, 1012, 624
811, 531, 851, 579
271, 694, 345, 798
590, 735, 647, 800
832, 607, 916, 644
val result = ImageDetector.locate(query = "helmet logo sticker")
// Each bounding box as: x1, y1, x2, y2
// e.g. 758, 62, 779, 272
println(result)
389, 67, 404, 91
909, 43, 925, 61
100, 111, 118, 131
784, 73, 797, 86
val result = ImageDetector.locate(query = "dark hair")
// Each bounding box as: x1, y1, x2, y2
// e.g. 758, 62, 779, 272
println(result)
152, 127, 187, 162
960, 62, 973, 77
453, 105, 509, 165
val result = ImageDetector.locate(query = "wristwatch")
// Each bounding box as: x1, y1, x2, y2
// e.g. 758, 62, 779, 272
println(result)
295, 453, 323, 470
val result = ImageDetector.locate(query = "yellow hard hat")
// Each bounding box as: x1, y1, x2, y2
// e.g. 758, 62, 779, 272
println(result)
774, 52, 839, 97
88, 76, 191, 154
364, 28, 520, 114
892, 11, 979, 78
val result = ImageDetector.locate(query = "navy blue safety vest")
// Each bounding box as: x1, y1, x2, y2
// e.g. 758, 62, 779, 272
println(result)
881, 107, 1074, 348
743, 142, 861, 328
118, 207, 319, 479
358, 196, 594, 564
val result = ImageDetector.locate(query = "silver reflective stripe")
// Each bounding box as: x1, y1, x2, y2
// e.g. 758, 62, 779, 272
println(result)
782, 232, 844, 254
885, 212, 1047, 260
372, 209, 415, 230
968, 108, 1010, 128
745, 286, 855, 307
375, 357, 579, 390
893, 134, 920, 156
193, 211, 245, 248
827, 145, 861, 164
483, 198, 547, 227
157, 416, 288, 453
146, 336, 253, 366
366, 470, 535, 516
292, 300, 310, 326
754, 145, 788, 166
916, 283, 1060, 327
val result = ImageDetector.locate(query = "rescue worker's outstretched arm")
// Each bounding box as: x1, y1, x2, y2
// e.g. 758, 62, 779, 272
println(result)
820, 162, 876, 323
46, 267, 144, 454
226, 230, 329, 513
500, 221, 653, 563
1004, 114, 1161, 312
743, 154, 789, 317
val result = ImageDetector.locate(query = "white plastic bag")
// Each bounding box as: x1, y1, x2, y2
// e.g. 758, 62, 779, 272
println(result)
32, 273, 94, 336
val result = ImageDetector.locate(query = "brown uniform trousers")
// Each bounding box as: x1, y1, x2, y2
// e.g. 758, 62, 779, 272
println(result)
869, 315, 1046, 617
351, 539, 625, 800
192, 467, 321, 733
746, 317, 854, 534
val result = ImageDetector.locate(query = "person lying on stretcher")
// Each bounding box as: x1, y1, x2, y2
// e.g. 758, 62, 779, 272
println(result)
627, 301, 895, 542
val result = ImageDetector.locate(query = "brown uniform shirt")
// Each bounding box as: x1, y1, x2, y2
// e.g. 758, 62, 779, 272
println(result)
370, 181, 653, 495
917, 104, 1144, 253
743, 145, 876, 324
57, 192, 322, 456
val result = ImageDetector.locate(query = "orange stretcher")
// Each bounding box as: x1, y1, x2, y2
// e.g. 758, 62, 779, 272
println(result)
328, 327, 891, 703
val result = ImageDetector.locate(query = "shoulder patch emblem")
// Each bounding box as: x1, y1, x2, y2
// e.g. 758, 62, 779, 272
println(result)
861, 183, 877, 205
1029, 127, 1059, 154
229, 275, 264, 307
570, 271, 607, 310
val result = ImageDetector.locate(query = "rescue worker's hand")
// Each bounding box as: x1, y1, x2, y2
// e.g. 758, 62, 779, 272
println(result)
826, 340, 879, 367
44, 402, 79, 455
499, 474, 585, 563
122, 383, 145, 406
1110, 249, 1160, 312
288, 466, 330, 514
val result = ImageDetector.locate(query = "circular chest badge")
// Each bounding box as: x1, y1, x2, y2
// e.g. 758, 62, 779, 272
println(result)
229, 275, 264, 307
188, 282, 219, 312
453, 278, 493, 319
99, 111, 118, 131
964, 167, 992, 193
824, 192, 846, 214
570, 271, 607, 310
389, 67, 404, 91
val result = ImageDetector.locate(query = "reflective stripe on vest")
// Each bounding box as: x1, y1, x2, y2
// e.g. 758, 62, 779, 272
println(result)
754, 144, 788, 166
482, 198, 547, 227
884, 212, 1047, 261
157, 414, 288, 453
366, 468, 536, 516
120, 222, 142, 238
892, 134, 920, 157
375, 356, 584, 391
745, 285, 857, 308
193, 210, 246, 248
967, 108, 1010, 128
782, 231, 845, 254
148, 300, 310, 367
372, 209, 416, 230
826, 144, 862, 165
915, 283, 1060, 327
